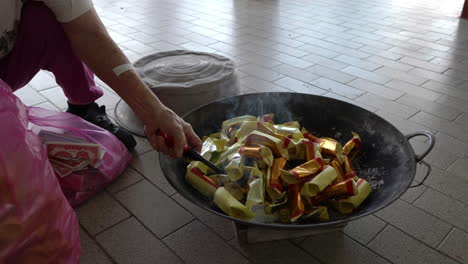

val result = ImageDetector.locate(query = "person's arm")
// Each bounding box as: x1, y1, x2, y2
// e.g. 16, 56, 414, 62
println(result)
60, 8, 201, 157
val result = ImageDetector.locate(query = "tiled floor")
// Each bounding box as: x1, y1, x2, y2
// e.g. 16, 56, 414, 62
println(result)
13, 0, 468, 262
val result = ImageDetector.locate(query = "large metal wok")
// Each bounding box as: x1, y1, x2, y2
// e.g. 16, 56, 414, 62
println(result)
160, 92, 435, 229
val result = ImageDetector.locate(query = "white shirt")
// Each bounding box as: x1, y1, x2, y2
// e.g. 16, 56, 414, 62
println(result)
0, 0, 93, 59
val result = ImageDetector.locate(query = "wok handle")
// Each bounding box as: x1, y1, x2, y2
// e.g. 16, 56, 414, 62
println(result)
405, 131, 435, 188
405, 131, 436, 162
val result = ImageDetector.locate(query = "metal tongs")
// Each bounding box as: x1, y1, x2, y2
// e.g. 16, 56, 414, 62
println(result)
156, 130, 224, 174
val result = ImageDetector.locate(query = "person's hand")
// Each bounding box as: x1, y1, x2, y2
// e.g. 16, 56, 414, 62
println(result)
145, 106, 202, 158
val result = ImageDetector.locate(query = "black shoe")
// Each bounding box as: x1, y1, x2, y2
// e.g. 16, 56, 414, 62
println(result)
67, 102, 137, 150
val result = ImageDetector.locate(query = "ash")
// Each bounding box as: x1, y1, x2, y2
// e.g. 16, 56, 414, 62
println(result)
354, 155, 385, 191
356, 167, 385, 190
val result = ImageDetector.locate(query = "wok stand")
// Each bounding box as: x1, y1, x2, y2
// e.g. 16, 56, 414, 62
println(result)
234, 222, 347, 243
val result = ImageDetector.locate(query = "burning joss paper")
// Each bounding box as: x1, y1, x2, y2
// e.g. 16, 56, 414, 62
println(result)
266, 158, 287, 200
185, 115, 373, 224
343, 132, 361, 160
280, 158, 325, 184
332, 178, 371, 214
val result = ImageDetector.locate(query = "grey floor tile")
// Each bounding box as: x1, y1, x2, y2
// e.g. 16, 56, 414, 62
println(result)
382, 38, 423, 51
76, 191, 130, 235
163, 220, 249, 264
410, 139, 459, 170
385, 80, 442, 101
127, 31, 160, 44
436, 94, 468, 113
334, 55, 382, 71
357, 93, 419, 119
368, 225, 457, 264
340, 66, 391, 84
208, 42, 247, 57
300, 232, 390, 264
455, 113, 468, 126
305, 64, 357, 83
96, 217, 182, 264
29, 71, 58, 91
324, 37, 364, 49
119, 40, 154, 54
366, 55, 415, 72
448, 158, 468, 180
239, 64, 285, 82
271, 43, 310, 57
131, 136, 153, 156
348, 78, 404, 100
414, 188, 468, 232
397, 94, 461, 120
408, 38, 450, 52
274, 77, 327, 95
130, 150, 176, 195
299, 44, 341, 58
409, 68, 465, 87
359, 45, 403, 60
375, 199, 452, 247
444, 68, 468, 82
410, 112, 468, 142
376, 110, 436, 135
351, 37, 392, 50
33, 101, 60, 111
374, 66, 429, 85
271, 64, 320, 83
400, 183, 427, 204
399, 56, 448, 73
106, 166, 144, 194
425, 167, 468, 204
270, 53, 314, 69
438, 228, 468, 264
149, 41, 183, 52
40, 87, 68, 110
181, 42, 217, 53
240, 76, 289, 93
323, 92, 378, 113
230, 238, 320, 264
13, 86, 47, 106
435, 132, 468, 159
95, 91, 120, 110
310, 77, 365, 99
388, 47, 435, 61
343, 215, 387, 245
115, 180, 193, 238
302, 53, 348, 70
172, 193, 236, 241
80, 228, 113, 264
235, 52, 283, 68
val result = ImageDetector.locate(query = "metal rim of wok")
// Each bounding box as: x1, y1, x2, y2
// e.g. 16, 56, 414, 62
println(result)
159, 92, 435, 229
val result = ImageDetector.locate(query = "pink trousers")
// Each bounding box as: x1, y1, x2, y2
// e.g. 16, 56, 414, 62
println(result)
0, 2, 103, 105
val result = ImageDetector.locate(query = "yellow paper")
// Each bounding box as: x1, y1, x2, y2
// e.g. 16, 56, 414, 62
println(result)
241, 130, 289, 158
274, 125, 304, 141
222, 115, 257, 136
239, 145, 274, 168
214, 187, 255, 220
301, 166, 338, 197
333, 178, 371, 214
225, 157, 244, 181
224, 182, 246, 201
245, 168, 265, 209
201, 137, 227, 162
185, 162, 218, 198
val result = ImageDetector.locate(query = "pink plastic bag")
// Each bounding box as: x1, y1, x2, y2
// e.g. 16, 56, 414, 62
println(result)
28, 103, 132, 207
0, 80, 80, 263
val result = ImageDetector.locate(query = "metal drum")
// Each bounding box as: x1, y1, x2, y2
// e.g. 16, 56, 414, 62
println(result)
114, 50, 241, 136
